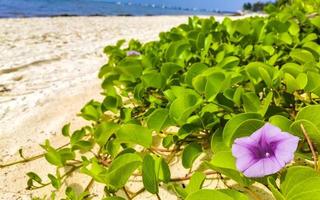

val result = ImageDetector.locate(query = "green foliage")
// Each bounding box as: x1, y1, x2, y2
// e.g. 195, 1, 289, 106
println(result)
268, 166, 320, 200
25, 0, 320, 199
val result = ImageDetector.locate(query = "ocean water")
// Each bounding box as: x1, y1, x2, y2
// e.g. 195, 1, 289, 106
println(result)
0, 0, 229, 18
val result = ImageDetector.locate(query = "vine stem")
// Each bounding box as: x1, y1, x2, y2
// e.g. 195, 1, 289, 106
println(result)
156, 193, 161, 200
0, 153, 45, 168
84, 178, 94, 192
170, 171, 218, 182
130, 188, 145, 199
243, 187, 263, 200
123, 187, 132, 200
300, 124, 318, 170
0, 142, 69, 168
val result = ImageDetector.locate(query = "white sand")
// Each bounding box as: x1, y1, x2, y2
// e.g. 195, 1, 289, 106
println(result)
0, 15, 273, 200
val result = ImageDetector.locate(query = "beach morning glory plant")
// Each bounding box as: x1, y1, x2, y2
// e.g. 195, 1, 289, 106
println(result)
3, 1, 320, 199
232, 123, 299, 177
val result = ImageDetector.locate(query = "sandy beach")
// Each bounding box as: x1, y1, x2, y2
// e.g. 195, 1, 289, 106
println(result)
0, 15, 272, 199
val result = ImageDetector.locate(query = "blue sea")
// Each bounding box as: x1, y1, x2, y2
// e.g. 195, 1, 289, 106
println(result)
0, 0, 234, 18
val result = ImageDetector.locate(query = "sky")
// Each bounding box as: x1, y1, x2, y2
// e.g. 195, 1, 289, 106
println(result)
114, 0, 275, 11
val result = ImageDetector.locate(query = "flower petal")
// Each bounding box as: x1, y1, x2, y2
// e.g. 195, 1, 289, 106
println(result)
232, 137, 256, 158
243, 157, 283, 177
274, 133, 299, 163
235, 155, 258, 172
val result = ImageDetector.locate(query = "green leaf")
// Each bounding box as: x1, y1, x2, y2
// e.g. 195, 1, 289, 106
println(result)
185, 172, 206, 195
102, 95, 122, 113
185, 189, 233, 200
269, 115, 293, 132
116, 124, 152, 148
305, 72, 320, 96
48, 174, 61, 189
301, 33, 318, 43
267, 177, 285, 200
94, 121, 119, 147
208, 151, 252, 186
70, 129, 86, 145
27, 172, 42, 184
142, 155, 159, 194
233, 20, 251, 35
280, 166, 320, 200
161, 62, 183, 78
281, 63, 302, 77
288, 21, 299, 36
205, 72, 226, 101
185, 63, 208, 86
192, 75, 207, 93
81, 158, 108, 184
310, 16, 320, 29
211, 128, 229, 153
147, 108, 172, 132
41, 141, 75, 167
155, 157, 171, 183
182, 142, 202, 169
80, 100, 102, 121
242, 92, 260, 113
116, 58, 143, 82
62, 123, 71, 137
279, 32, 292, 45
284, 73, 300, 92
219, 189, 249, 200
259, 92, 273, 116
222, 113, 263, 146
290, 49, 315, 64
142, 72, 165, 89
169, 93, 202, 125
218, 56, 240, 69
290, 105, 320, 146
105, 153, 142, 189
103, 197, 126, 200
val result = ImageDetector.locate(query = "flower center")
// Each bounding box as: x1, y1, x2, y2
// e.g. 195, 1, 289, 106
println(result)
265, 152, 270, 157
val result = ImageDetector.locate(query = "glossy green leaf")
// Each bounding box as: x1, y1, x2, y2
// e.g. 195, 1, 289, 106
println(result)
242, 92, 260, 113
269, 115, 293, 132
48, 174, 61, 189
94, 121, 119, 147
310, 16, 320, 29
169, 93, 202, 125
147, 108, 172, 132
142, 155, 159, 194
185, 172, 206, 195
267, 177, 285, 200
185, 63, 208, 86
104, 153, 142, 189
103, 197, 126, 200
290, 49, 315, 64
205, 72, 226, 101
142, 72, 165, 89
185, 189, 233, 200
116, 124, 152, 147
222, 113, 263, 146
62, 123, 71, 137
155, 157, 171, 183
116, 58, 143, 82
209, 151, 252, 186
182, 142, 202, 169
280, 166, 320, 200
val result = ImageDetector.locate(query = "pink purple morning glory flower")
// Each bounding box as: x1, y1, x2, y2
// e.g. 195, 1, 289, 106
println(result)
232, 123, 299, 178
126, 50, 141, 56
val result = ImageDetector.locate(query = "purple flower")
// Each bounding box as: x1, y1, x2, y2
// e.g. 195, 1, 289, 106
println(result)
126, 50, 141, 56
232, 123, 299, 178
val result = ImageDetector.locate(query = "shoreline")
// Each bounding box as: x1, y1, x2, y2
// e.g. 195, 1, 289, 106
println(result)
0, 11, 265, 19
